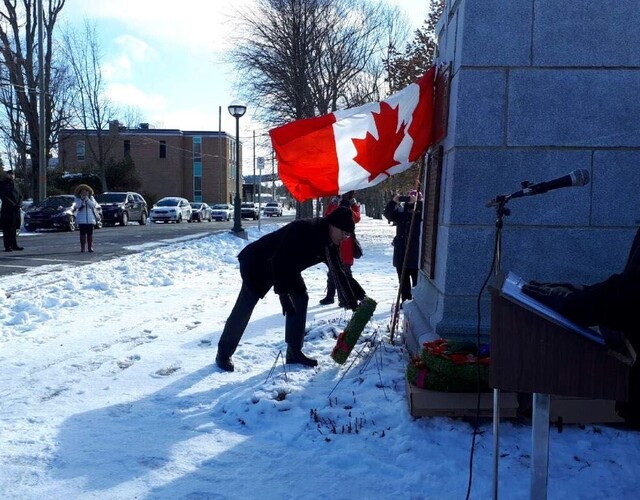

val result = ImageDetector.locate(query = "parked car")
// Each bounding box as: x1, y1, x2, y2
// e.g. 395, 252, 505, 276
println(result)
23, 194, 102, 232
240, 202, 259, 220
190, 202, 212, 222
148, 197, 192, 223
95, 191, 148, 226
211, 203, 233, 221
263, 201, 283, 217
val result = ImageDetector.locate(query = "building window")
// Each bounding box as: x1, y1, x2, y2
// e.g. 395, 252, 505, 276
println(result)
159, 141, 166, 158
193, 137, 202, 202
194, 176, 202, 201
76, 141, 85, 161
124, 140, 131, 157
193, 137, 201, 161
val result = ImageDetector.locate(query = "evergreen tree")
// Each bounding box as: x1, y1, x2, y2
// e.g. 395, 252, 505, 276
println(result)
361, 0, 444, 218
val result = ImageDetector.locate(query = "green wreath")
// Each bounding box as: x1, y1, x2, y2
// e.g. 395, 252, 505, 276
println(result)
406, 338, 491, 393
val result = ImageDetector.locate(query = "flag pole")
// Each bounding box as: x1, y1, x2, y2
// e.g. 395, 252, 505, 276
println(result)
389, 154, 427, 344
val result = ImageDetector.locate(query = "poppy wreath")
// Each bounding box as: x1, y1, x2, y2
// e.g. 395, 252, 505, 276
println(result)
331, 297, 377, 364
406, 338, 491, 392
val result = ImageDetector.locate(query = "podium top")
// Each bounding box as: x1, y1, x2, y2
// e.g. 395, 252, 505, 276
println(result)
498, 272, 605, 346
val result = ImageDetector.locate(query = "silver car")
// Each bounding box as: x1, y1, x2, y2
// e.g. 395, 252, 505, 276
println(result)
211, 203, 233, 221
149, 197, 192, 223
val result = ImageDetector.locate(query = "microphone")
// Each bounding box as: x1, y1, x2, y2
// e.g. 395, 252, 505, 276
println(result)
510, 169, 590, 199
487, 169, 590, 207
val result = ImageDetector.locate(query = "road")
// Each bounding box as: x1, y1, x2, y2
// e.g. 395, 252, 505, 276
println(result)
0, 215, 293, 277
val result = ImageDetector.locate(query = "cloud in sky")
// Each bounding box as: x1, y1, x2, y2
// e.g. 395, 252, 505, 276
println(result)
58, 0, 427, 169
66, 0, 250, 53
106, 83, 167, 115
102, 35, 156, 82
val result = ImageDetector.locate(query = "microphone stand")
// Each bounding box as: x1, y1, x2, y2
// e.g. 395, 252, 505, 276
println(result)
487, 190, 551, 500
489, 194, 510, 500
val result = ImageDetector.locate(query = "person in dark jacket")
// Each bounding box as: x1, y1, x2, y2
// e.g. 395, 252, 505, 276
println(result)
215, 207, 366, 372
384, 190, 423, 302
523, 227, 640, 426
0, 170, 24, 252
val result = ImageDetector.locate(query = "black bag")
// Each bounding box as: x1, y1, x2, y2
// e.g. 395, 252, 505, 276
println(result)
352, 234, 363, 259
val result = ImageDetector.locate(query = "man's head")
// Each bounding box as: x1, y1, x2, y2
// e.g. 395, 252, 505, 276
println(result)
325, 207, 355, 245
339, 190, 355, 208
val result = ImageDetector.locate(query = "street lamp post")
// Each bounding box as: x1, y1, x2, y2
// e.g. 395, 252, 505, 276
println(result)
228, 102, 246, 235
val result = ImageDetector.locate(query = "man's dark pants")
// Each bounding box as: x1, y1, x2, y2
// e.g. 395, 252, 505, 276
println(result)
217, 282, 309, 358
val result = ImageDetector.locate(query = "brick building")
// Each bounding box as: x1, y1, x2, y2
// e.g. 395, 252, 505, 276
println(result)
58, 121, 242, 203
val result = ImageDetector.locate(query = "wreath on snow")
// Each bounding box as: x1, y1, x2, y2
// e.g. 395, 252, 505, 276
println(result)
406, 338, 491, 393
331, 297, 377, 364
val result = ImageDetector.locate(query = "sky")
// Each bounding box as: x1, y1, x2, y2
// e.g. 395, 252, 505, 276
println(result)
2, 213, 640, 499
57, 0, 431, 174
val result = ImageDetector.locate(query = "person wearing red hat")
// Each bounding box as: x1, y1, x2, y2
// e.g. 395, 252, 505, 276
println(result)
319, 191, 361, 306
215, 207, 366, 372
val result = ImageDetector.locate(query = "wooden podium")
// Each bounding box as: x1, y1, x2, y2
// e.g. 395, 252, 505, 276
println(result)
490, 272, 635, 499
490, 276, 633, 400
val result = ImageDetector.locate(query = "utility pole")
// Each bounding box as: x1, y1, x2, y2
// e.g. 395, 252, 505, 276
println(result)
37, 0, 47, 202
271, 149, 275, 199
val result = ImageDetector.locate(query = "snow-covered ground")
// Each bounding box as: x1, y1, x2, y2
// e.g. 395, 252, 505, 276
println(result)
1, 216, 639, 499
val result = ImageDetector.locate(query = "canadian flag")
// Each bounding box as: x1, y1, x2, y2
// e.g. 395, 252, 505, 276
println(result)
269, 66, 436, 202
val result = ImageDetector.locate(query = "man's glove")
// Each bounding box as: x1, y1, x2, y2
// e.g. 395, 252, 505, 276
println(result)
279, 293, 296, 316
522, 281, 578, 313
344, 299, 359, 312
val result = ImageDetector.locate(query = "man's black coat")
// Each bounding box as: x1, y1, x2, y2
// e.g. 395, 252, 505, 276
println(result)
238, 217, 365, 306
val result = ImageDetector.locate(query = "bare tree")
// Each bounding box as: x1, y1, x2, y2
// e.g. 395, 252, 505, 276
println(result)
232, 0, 406, 123
384, 0, 442, 93
61, 19, 117, 191
230, 0, 408, 216
361, 0, 444, 218
0, 0, 70, 201
119, 105, 146, 130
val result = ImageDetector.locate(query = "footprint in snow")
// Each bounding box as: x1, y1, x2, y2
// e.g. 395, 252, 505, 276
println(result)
151, 365, 181, 377
117, 354, 141, 369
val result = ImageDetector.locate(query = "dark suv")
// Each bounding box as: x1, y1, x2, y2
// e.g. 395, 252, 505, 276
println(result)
95, 191, 148, 226
24, 195, 102, 232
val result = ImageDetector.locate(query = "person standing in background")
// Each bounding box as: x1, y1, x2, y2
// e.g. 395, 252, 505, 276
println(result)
384, 190, 423, 303
74, 184, 100, 253
319, 191, 361, 306
0, 169, 24, 252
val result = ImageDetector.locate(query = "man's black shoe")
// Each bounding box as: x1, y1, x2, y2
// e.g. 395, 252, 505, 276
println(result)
319, 296, 334, 305
12, 246, 24, 251
286, 347, 318, 367
215, 354, 234, 372
4, 248, 12, 252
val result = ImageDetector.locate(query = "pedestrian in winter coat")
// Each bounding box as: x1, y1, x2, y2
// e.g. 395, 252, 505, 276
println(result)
0, 169, 24, 252
73, 184, 100, 253
216, 207, 366, 372
384, 190, 423, 302
319, 191, 361, 306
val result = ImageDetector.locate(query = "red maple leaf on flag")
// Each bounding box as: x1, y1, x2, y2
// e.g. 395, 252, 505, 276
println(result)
352, 102, 405, 181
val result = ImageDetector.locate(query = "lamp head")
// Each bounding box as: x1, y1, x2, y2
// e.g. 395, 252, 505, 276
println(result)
228, 102, 247, 118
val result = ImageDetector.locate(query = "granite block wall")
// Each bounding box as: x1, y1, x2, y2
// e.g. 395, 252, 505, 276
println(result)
404, 0, 640, 348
